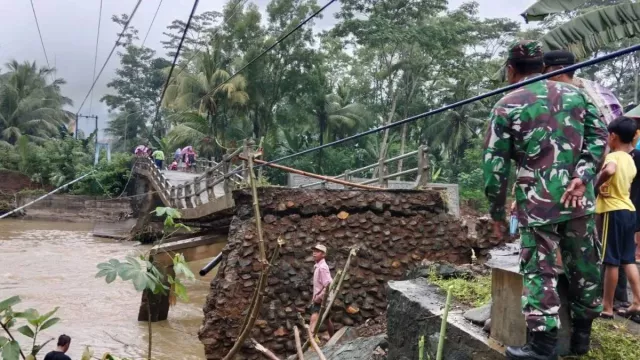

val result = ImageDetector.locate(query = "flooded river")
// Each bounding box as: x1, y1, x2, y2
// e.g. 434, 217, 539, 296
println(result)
0, 220, 225, 359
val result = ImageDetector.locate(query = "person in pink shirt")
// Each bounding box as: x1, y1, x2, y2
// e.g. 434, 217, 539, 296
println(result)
309, 244, 335, 338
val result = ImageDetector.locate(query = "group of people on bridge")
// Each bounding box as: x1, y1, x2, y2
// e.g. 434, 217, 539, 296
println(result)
483, 40, 640, 359
133, 145, 198, 172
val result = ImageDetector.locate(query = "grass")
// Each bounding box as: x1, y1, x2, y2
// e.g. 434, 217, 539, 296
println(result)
427, 269, 640, 359
571, 319, 640, 360
427, 269, 491, 307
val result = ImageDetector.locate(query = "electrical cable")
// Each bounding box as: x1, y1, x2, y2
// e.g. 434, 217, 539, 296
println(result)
29, 0, 51, 69
76, 0, 143, 116
89, 0, 104, 114
147, 0, 201, 141
147, 0, 338, 139
109, 0, 248, 147
169, 0, 248, 82
224, 42, 640, 176
142, 0, 164, 47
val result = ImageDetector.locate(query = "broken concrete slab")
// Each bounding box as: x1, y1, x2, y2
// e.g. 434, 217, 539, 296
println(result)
387, 278, 504, 360
287, 334, 387, 360
463, 302, 492, 325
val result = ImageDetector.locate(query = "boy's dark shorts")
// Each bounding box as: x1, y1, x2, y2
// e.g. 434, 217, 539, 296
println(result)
309, 304, 321, 314
601, 210, 637, 266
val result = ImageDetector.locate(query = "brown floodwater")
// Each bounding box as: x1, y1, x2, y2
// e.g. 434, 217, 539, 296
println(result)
0, 219, 225, 359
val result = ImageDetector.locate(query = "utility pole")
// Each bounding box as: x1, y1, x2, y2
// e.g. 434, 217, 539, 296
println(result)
75, 114, 99, 145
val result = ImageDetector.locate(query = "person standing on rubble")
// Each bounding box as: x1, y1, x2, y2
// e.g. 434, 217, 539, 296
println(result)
483, 40, 607, 359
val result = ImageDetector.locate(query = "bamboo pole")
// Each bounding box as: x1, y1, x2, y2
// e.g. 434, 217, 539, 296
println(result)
222, 240, 281, 360
298, 314, 326, 360
239, 156, 384, 190
436, 286, 453, 360
251, 338, 282, 360
294, 326, 305, 360
306, 325, 327, 360
221, 150, 283, 360
248, 154, 267, 267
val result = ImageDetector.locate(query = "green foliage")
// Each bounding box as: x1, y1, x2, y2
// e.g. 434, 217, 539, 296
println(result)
428, 271, 492, 307
95, 207, 195, 360
153, 207, 191, 232
96, 255, 168, 293
585, 319, 640, 359
0, 296, 61, 360
0, 60, 72, 146
72, 153, 133, 197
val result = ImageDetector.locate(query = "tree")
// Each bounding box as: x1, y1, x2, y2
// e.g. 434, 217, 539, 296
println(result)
163, 40, 249, 158
102, 45, 171, 151
162, 11, 222, 58
0, 61, 73, 145
521, 0, 640, 103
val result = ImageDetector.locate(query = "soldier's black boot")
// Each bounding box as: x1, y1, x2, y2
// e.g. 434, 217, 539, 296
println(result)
505, 329, 558, 360
570, 319, 593, 355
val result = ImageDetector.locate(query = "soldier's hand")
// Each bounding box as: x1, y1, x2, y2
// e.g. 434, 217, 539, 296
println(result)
561, 178, 585, 208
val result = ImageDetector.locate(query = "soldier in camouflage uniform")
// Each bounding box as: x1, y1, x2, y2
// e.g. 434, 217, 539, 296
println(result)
483, 40, 607, 359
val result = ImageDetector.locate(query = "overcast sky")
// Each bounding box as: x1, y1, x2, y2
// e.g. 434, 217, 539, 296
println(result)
1, 0, 533, 139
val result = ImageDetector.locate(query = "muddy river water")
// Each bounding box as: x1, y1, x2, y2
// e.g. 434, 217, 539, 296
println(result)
0, 220, 225, 359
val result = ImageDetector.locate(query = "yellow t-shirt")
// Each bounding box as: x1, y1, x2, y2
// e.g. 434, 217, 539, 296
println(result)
596, 151, 637, 213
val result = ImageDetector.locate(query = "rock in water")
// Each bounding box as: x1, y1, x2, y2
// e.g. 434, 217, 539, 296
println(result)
463, 302, 492, 325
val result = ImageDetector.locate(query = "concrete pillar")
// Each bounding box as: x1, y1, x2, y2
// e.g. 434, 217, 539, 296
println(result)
138, 262, 175, 322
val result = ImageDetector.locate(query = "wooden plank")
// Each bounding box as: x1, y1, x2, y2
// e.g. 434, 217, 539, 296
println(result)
489, 267, 573, 356
490, 268, 527, 347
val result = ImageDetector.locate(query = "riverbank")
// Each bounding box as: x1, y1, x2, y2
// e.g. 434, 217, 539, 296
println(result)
0, 219, 223, 359
15, 194, 132, 222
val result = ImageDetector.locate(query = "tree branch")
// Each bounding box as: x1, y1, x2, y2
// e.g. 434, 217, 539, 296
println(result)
1, 321, 27, 360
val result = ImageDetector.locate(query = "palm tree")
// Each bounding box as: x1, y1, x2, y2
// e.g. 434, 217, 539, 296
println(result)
311, 84, 368, 169
522, 1, 640, 58
163, 41, 249, 158
521, 1, 640, 101
0, 60, 73, 145
425, 78, 486, 165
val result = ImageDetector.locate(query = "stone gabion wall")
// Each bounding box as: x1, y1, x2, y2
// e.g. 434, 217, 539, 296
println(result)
199, 188, 474, 359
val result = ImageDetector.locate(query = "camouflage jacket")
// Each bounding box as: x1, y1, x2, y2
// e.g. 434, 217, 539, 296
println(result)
483, 76, 607, 227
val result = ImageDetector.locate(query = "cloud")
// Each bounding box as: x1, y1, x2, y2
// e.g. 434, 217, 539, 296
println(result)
0, 0, 528, 140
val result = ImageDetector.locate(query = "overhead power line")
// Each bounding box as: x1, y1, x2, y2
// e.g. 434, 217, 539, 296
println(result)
148, 0, 201, 140
29, 0, 51, 69
89, 0, 104, 114
76, 0, 143, 116
120, 0, 249, 132
236, 42, 640, 174
148, 0, 338, 138
142, 0, 164, 47
169, 0, 248, 81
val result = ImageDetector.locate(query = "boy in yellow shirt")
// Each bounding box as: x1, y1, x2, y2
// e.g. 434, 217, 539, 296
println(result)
596, 116, 640, 319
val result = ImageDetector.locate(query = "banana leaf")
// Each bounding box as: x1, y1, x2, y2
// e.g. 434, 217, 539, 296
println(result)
521, 0, 590, 23
539, 3, 640, 58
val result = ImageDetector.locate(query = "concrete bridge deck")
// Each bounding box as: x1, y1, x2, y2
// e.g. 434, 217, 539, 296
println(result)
133, 157, 237, 221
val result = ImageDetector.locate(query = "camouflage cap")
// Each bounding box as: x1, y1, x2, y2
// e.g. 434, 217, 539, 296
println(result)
508, 40, 543, 60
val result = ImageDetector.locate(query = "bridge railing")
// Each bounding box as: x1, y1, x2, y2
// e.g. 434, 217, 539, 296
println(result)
136, 146, 244, 210
298, 144, 430, 189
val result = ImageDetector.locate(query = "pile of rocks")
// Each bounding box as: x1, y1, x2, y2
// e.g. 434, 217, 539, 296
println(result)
473, 216, 512, 263
199, 188, 476, 359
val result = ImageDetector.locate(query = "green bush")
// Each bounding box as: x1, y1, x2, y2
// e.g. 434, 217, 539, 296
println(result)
72, 153, 133, 197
